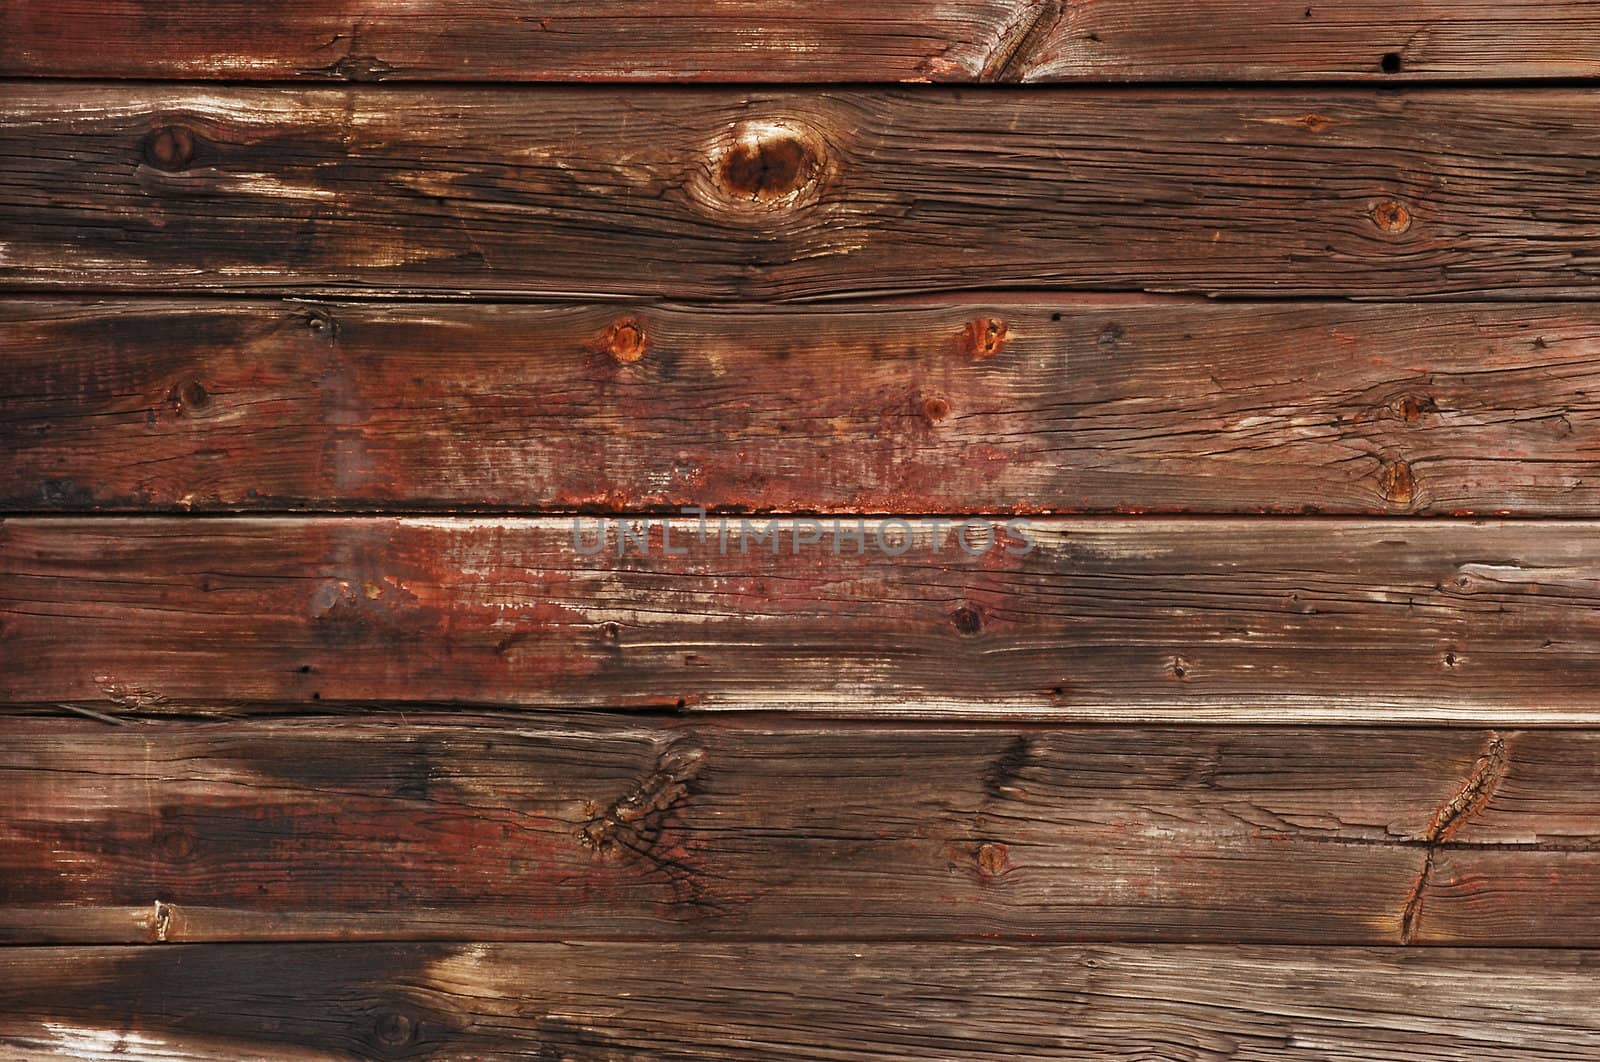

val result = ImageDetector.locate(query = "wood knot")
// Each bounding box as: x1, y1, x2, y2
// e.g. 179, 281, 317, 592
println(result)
975, 842, 1011, 879
1370, 199, 1412, 234
922, 395, 952, 424
372, 1008, 416, 1050
1380, 458, 1416, 506
604, 318, 646, 363
167, 380, 210, 414
705, 120, 827, 212
962, 317, 1008, 359
951, 606, 983, 635
144, 126, 195, 172
155, 828, 196, 861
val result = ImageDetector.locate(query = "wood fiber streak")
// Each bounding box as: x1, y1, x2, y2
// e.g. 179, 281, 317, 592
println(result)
11, 87, 1600, 298
9, 299, 1600, 515
5, 1, 1600, 82
5, 517, 1600, 719
3, 943, 1600, 1059
1, 717, 1589, 946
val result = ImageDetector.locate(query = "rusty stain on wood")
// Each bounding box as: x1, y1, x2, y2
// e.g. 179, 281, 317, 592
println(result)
5, 517, 1600, 719
12, 300, 1600, 515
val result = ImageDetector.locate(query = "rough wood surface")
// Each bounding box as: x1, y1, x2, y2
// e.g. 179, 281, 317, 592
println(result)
3, 942, 1599, 1059
1, 715, 1587, 946
8, 298, 1600, 515
5, 1, 1600, 82
11, 86, 1600, 299
5, 516, 1600, 719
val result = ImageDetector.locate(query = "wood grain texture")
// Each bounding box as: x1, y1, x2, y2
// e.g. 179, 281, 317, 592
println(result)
5, 1, 1600, 82
4, 942, 1600, 1059
11, 86, 1600, 299
5, 516, 1600, 719
8, 298, 1600, 515
2, 715, 1588, 946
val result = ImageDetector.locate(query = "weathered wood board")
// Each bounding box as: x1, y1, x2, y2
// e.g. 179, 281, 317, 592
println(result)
5, 517, 1599, 719
5, 0, 1598, 1051
0, 716, 1583, 946
11, 87, 1600, 299
6, 298, 1600, 515
3, 943, 1599, 1060
6, 1, 1600, 82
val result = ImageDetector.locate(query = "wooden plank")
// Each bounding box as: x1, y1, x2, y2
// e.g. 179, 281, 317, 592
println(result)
5, 1, 1600, 83
2, 715, 1589, 946
3, 942, 1599, 1059
5, 516, 1600, 719
8, 86, 1600, 299
8, 298, 1600, 516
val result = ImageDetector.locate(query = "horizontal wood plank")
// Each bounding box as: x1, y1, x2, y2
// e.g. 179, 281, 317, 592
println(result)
5, 517, 1600, 719
5, 1, 1600, 82
2, 716, 1589, 945
3, 942, 1599, 1059
9, 86, 1600, 299
7, 298, 1600, 515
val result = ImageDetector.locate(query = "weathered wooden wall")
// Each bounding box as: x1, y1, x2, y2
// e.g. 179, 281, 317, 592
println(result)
3, 3, 1599, 1060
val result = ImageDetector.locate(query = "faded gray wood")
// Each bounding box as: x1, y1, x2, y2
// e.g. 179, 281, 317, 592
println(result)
6, 517, 1600, 720
9, 87, 1600, 299
2, 943, 1598, 1059
1, 716, 1585, 945
6, 298, 1600, 515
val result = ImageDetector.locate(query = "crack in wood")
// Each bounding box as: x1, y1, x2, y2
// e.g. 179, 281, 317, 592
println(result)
983, 0, 1063, 82
1399, 733, 1509, 944
580, 739, 716, 909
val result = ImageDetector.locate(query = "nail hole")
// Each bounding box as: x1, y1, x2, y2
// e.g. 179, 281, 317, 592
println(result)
1380, 52, 1402, 74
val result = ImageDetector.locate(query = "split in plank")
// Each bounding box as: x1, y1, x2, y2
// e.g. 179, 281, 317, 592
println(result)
4, 298, 1597, 515
11, 86, 1600, 298
6, 516, 1600, 719
4, 1, 1600, 83
3, 943, 1599, 1059
0, 715, 1586, 945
